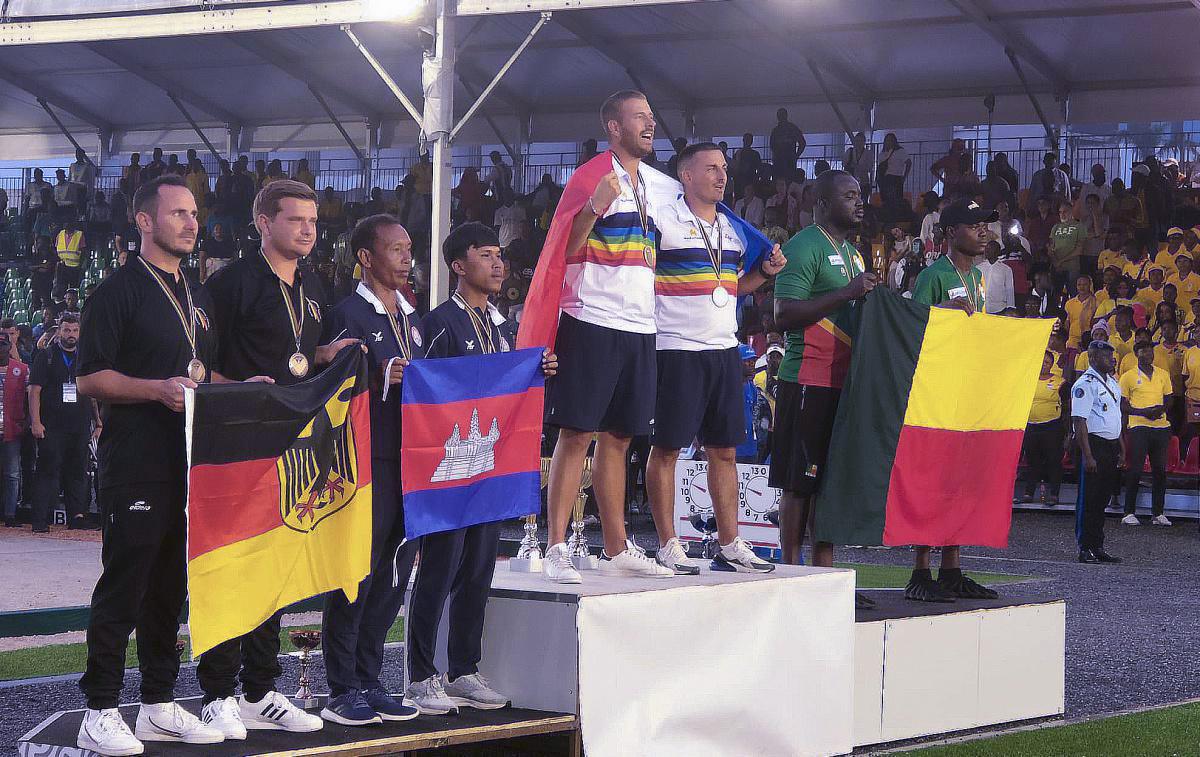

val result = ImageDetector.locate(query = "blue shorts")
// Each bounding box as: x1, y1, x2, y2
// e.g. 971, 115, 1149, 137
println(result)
545, 314, 656, 435
650, 347, 746, 450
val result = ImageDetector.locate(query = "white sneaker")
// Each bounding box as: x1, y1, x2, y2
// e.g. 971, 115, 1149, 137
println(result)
1152, 514, 1172, 526
543, 542, 582, 584
201, 696, 247, 740
239, 691, 323, 733
599, 539, 674, 578
78, 708, 144, 756
405, 674, 459, 715
655, 536, 700, 575
712, 536, 776, 573
1121, 514, 1141, 526
134, 701, 224, 744
443, 673, 511, 710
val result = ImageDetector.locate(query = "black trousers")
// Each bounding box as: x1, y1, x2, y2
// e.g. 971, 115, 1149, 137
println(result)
80, 481, 187, 710
1075, 436, 1120, 552
407, 520, 501, 684
1022, 419, 1064, 495
1124, 426, 1170, 516
53, 264, 82, 300
196, 612, 283, 704
31, 429, 90, 528
322, 458, 417, 697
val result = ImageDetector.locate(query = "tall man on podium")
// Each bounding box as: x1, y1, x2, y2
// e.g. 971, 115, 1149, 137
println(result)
523, 91, 676, 583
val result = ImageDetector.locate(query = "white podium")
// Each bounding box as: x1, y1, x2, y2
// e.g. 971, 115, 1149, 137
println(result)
437, 565, 856, 757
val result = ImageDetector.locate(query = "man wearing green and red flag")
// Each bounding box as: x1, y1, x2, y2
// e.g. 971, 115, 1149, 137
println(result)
770, 170, 877, 607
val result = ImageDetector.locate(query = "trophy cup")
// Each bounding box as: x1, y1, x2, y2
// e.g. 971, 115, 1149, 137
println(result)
511, 458, 550, 572
689, 512, 720, 560
566, 456, 598, 570
289, 629, 323, 709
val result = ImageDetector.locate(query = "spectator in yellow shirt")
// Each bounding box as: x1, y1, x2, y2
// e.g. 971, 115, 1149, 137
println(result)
1064, 274, 1098, 360
1075, 321, 1109, 375
1135, 266, 1167, 311
317, 186, 345, 232
1020, 350, 1066, 506
1095, 228, 1127, 274
1094, 265, 1121, 306
1122, 239, 1152, 287
293, 158, 316, 190
1167, 254, 1199, 306
1181, 342, 1200, 461
1155, 227, 1186, 277
1153, 321, 1186, 397
1118, 341, 1173, 526
1108, 306, 1137, 362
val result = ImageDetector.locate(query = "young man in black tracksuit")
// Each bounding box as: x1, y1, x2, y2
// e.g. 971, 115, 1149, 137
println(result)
318, 214, 422, 726
404, 222, 557, 714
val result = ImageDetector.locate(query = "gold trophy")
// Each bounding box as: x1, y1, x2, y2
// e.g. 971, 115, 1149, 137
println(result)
566, 456, 598, 570
289, 629, 323, 709
510, 458, 550, 572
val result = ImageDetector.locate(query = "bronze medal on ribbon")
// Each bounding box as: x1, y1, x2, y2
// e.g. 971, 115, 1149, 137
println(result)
187, 359, 206, 383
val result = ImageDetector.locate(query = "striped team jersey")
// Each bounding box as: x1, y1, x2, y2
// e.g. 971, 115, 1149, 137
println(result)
561, 155, 666, 334
654, 195, 745, 351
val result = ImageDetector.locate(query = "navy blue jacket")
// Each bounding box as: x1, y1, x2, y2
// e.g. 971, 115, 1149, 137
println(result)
324, 283, 424, 462
421, 294, 511, 359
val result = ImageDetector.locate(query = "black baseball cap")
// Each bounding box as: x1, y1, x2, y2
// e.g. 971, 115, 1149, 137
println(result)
939, 199, 999, 229
1088, 340, 1115, 353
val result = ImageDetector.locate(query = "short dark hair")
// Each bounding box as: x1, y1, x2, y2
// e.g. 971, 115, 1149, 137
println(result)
600, 90, 646, 131
0, 318, 15, 330
253, 179, 317, 219
133, 174, 188, 217
59, 312, 79, 326
442, 222, 499, 267
351, 214, 405, 260
813, 169, 855, 202
678, 142, 723, 170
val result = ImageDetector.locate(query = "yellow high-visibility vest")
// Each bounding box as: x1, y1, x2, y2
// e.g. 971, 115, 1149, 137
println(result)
55, 230, 83, 267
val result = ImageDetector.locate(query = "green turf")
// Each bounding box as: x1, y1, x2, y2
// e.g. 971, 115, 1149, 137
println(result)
838, 563, 1031, 589
0, 620, 404, 682
902, 702, 1200, 756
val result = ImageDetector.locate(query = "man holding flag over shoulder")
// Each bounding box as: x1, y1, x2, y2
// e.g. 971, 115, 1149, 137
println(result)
644, 142, 784, 574
518, 90, 679, 584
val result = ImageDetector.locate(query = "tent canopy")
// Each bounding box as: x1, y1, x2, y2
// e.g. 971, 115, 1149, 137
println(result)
0, 0, 1197, 157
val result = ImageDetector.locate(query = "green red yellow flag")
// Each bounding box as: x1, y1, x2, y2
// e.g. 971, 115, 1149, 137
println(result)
815, 288, 1053, 548
184, 349, 372, 656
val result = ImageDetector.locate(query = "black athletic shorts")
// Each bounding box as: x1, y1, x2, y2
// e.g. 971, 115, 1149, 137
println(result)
768, 380, 841, 496
650, 347, 745, 450
545, 313, 656, 435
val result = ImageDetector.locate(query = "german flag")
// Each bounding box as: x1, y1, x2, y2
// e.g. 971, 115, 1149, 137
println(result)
185, 349, 372, 656
814, 288, 1052, 548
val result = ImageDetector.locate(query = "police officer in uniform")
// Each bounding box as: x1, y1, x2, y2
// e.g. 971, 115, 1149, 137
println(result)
76, 175, 224, 754
198, 180, 356, 738
318, 214, 422, 726
1071, 340, 1124, 564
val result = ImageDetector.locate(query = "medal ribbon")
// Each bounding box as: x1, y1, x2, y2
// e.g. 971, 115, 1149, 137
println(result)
260, 252, 305, 357
137, 256, 197, 361
453, 293, 496, 354
815, 224, 861, 278
386, 303, 413, 362
690, 211, 726, 293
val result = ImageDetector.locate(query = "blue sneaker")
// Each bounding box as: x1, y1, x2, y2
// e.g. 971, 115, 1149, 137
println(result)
362, 688, 419, 722
320, 692, 381, 726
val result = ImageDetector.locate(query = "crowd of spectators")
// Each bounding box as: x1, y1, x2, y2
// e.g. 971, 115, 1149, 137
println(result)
2, 112, 1198, 528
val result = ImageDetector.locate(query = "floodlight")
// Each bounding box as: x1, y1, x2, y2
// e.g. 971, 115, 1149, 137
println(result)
363, 0, 422, 22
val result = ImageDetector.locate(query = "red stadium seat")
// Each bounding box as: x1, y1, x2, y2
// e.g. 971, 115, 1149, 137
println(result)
1166, 436, 1181, 474
1179, 440, 1200, 475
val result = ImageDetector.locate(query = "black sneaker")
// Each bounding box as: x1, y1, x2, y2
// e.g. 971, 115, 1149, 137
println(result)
938, 571, 999, 600
1093, 549, 1122, 564
905, 572, 955, 603
1078, 549, 1099, 564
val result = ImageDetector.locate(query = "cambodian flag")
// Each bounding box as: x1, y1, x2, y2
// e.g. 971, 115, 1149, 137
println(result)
400, 348, 544, 539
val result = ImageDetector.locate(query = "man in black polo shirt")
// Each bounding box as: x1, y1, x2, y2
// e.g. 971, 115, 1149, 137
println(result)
319, 214, 422, 726
405, 222, 557, 715
198, 179, 355, 738
30, 312, 98, 532
76, 175, 224, 754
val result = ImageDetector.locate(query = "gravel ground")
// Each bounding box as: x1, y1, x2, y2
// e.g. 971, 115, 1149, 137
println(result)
4, 509, 1199, 750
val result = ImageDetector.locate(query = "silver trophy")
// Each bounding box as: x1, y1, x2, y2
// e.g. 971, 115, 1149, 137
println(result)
289, 630, 323, 709
567, 456, 598, 570
510, 459, 549, 572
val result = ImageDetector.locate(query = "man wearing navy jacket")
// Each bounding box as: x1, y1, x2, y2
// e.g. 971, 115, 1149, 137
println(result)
319, 214, 422, 726
405, 222, 557, 716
